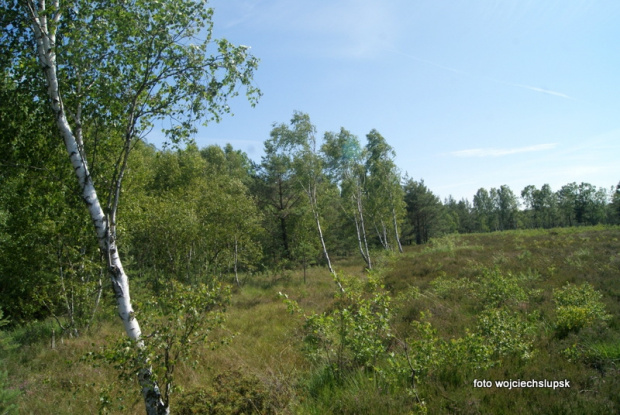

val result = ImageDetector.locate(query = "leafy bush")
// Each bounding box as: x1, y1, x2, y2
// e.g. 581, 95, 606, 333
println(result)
177, 369, 273, 415
430, 273, 474, 299
475, 268, 530, 308
388, 306, 536, 394
387, 313, 491, 391
423, 235, 458, 255
0, 371, 19, 415
476, 308, 535, 360
282, 273, 392, 376
0, 309, 17, 355
397, 315, 442, 379
8, 318, 55, 347
554, 282, 610, 336
87, 281, 230, 408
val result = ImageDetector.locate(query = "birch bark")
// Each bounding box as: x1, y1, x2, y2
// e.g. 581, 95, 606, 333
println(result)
393, 208, 404, 253
355, 187, 372, 270
24, 2, 168, 413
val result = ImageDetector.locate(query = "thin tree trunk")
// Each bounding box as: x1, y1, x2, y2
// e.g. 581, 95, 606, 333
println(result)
374, 222, 388, 250
233, 236, 240, 287
354, 212, 371, 270
302, 254, 307, 284
312, 205, 334, 275
278, 178, 290, 259
356, 194, 372, 269
392, 208, 403, 253
381, 220, 389, 251
375, 219, 390, 251
86, 270, 103, 332
57, 242, 77, 336
26, 3, 168, 413
304, 179, 342, 292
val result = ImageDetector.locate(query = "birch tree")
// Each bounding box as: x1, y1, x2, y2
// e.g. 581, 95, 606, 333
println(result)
491, 185, 519, 231
322, 128, 372, 269
521, 184, 558, 229
10, 1, 259, 413
473, 188, 495, 232
364, 129, 405, 253
268, 112, 335, 275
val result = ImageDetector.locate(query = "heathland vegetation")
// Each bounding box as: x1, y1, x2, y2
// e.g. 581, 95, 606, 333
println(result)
2, 1, 620, 413
2, 227, 619, 414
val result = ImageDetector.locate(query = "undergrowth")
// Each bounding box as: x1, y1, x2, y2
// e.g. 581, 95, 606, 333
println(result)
3, 226, 620, 413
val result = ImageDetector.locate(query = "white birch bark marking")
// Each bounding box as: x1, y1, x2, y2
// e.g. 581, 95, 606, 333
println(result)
393, 208, 403, 253
25, 2, 168, 413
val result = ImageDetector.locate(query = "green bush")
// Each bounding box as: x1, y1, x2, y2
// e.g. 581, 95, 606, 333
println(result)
475, 268, 529, 308
177, 369, 273, 415
282, 273, 393, 375
8, 318, 55, 347
388, 306, 535, 394
0, 370, 20, 415
387, 312, 494, 392
554, 283, 610, 336
476, 308, 535, 360
430, 273, 474, 300
87, 281, 231, 408
0, 309, 17, 355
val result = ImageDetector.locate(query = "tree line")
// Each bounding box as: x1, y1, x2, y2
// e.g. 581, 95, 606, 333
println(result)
412, 180, 619, 242
3, 104, 619, 328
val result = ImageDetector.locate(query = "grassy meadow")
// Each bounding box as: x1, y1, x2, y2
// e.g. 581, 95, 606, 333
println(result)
3, 225, 620, 414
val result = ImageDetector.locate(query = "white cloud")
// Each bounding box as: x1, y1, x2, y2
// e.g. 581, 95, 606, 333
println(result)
451, 143, 558, 157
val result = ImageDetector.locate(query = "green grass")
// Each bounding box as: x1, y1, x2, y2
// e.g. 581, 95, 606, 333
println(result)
2, 226, 620, 413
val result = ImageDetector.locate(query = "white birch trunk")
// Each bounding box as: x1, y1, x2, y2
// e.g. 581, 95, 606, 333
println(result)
392, 208, 403, 253
302, 176, 343, 291
312, 206, 345, 292
233, 236, 240, 287
306, 183, 333, 274
355, 191, 372, 270
312, 205, 334, 274
353, 210, 371, 270
381, 220, 389, 251
374, 221, 390, 251
25, 2, 168, 414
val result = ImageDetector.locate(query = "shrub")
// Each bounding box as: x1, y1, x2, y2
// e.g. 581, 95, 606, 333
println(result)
282, 273, 393, 376
0, 370, 19, 415
476, 308, 535, 360
86, 281, 230, 408
0, 308, 17, 355
475, 268, 529, 308
554, 283, 610, 336
177, 369, 273, 415
388, 313, 494, 392
430, 273, 473, 300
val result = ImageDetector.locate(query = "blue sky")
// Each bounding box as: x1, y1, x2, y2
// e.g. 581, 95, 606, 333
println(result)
149, 0, 620, 202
